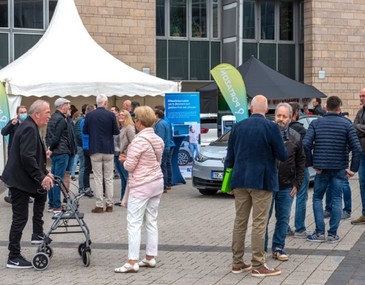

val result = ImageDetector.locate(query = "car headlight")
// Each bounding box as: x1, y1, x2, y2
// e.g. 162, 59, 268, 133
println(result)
195, 153, 208, 162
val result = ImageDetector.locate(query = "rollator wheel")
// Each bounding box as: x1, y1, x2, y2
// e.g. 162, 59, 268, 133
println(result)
37, 245, 53, 258
44, 246, 53, 258
78, 243, 86, 256
82, 250, 91, 267
32, 252, 50, 271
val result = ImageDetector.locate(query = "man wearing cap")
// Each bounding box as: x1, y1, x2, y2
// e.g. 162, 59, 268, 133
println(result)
45, 98, 77, 213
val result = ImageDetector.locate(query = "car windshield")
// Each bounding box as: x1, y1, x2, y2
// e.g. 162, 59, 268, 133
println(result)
210, 130, 230, 146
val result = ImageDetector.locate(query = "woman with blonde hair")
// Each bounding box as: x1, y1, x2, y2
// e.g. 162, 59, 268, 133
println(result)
114, 106, 164, 273
114, 110, 135, 206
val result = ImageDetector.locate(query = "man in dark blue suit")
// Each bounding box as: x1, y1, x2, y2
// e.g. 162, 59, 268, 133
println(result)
2, 100, 54, 269
83, 94, 120, 213
225, 95, 287, 277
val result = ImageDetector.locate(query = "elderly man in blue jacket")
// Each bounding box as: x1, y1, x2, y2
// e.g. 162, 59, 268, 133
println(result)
225, 95, 287, 278
303, 95, 361, 243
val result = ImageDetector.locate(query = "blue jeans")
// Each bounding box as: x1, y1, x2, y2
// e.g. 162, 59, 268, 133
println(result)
265, 188, 294, 251
325, 179, 351, 213
166, 147, 174, 187
77, 146, 85, 191
83, 151, 92, 189
161, 149, 169, 188
49, 154, 71, 208
312, 169, 345, 236
114, 155, 128, 200
294, 168, 310, 233
71, 153, 79, 177
189, 143, 199, 160
358, 151, 365, 216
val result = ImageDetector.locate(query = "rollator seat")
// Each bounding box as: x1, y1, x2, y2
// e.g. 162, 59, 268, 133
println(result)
52, 211, 84, 220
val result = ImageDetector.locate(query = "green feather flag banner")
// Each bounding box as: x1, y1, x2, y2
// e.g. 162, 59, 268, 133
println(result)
0, 81, 10, 143
210, 63, 249, 122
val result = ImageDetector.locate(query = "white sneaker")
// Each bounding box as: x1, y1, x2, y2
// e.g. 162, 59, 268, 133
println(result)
114, 262, 139, 273
138, 258, 156, 268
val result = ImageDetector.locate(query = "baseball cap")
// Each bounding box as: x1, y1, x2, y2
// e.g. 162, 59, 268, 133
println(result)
54, 98, 71, 108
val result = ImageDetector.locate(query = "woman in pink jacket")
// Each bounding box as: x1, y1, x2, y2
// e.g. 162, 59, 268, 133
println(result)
114, 106, 164, 273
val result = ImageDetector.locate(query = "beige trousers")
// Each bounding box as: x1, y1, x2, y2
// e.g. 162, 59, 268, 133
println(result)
232, 188, 272, 268
90, 153, 114, 208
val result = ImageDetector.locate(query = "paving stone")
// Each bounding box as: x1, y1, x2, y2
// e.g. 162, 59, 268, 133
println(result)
0, 177, 364, 284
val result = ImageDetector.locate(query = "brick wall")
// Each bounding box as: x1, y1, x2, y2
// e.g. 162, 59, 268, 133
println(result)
75, 0, 156, 76
304, 0, 365, 118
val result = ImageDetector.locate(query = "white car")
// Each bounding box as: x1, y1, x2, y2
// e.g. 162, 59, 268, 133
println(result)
192, 115, 320, 195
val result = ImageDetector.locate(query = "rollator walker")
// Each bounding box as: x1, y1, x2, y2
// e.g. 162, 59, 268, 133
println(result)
32, 176, 92, 270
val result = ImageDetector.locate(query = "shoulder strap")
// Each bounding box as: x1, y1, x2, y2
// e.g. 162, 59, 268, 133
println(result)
140, 136, 158, 160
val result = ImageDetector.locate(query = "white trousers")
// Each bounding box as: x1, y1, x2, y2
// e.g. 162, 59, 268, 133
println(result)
90, 153, 114, 208
127, 195, 161, 260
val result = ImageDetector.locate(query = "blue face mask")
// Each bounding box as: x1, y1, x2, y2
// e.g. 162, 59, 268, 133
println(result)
18, 113, 27, 121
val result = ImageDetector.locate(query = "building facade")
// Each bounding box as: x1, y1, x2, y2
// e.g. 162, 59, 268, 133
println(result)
1, 0, 365, 116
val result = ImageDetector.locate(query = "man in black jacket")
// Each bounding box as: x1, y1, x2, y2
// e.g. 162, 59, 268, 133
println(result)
288, 102, 310, 238
1, 105, 27, 203
2, 100, 54, 269
312, 97, 325, 116
265, 103, 305, 261
46, 98, 77, 213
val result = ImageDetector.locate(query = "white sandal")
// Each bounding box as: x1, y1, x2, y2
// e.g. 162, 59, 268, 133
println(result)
114, 262, 139, 273
138, 258, 156, 268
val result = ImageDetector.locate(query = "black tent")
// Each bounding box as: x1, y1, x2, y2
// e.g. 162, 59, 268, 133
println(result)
197, 56, 326, 113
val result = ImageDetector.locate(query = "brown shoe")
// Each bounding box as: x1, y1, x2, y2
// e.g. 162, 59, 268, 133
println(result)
165, 186, 171, 190
232, 262, 252, 274
91, 207, 104, 213
251, 264, 281, 277
106, 206, 113, 212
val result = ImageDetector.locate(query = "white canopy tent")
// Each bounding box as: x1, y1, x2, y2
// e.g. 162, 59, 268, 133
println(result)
0, 0, 180, 100
0, 0, 180, 173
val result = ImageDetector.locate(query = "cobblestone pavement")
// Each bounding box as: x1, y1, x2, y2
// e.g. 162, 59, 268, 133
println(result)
0, 176, 364, 285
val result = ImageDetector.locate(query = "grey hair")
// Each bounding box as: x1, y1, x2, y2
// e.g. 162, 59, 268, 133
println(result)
28, 100, 49, 115
275, 102, 293, 118
96, 94, 108, 104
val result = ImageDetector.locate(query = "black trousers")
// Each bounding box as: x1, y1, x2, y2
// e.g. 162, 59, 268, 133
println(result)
8, 187, 47, 258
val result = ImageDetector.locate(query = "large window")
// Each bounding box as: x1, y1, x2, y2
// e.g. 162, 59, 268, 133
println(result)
243, 0, 255, 39
157, 0, 221, 80
0, 0, 57, 65
14, 34, 42, 59
14, 0, 44, 29
170, 0, 187, 37
0, 1, 8, 27
261, 0, 275, 40
241, 0, 302, 80
156, 0, 165, 36
280, 0, 293, 41
191, 0, 207, 38
0, 33, 8, 68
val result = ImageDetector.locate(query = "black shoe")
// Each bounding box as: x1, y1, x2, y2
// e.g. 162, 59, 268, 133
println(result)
7, 256, 33, 269
4, 196, 12, 204
31, 233, 45, 245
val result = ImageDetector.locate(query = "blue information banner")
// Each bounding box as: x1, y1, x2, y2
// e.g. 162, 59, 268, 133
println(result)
165, 92, 200, 124
165, 92, 200, 182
